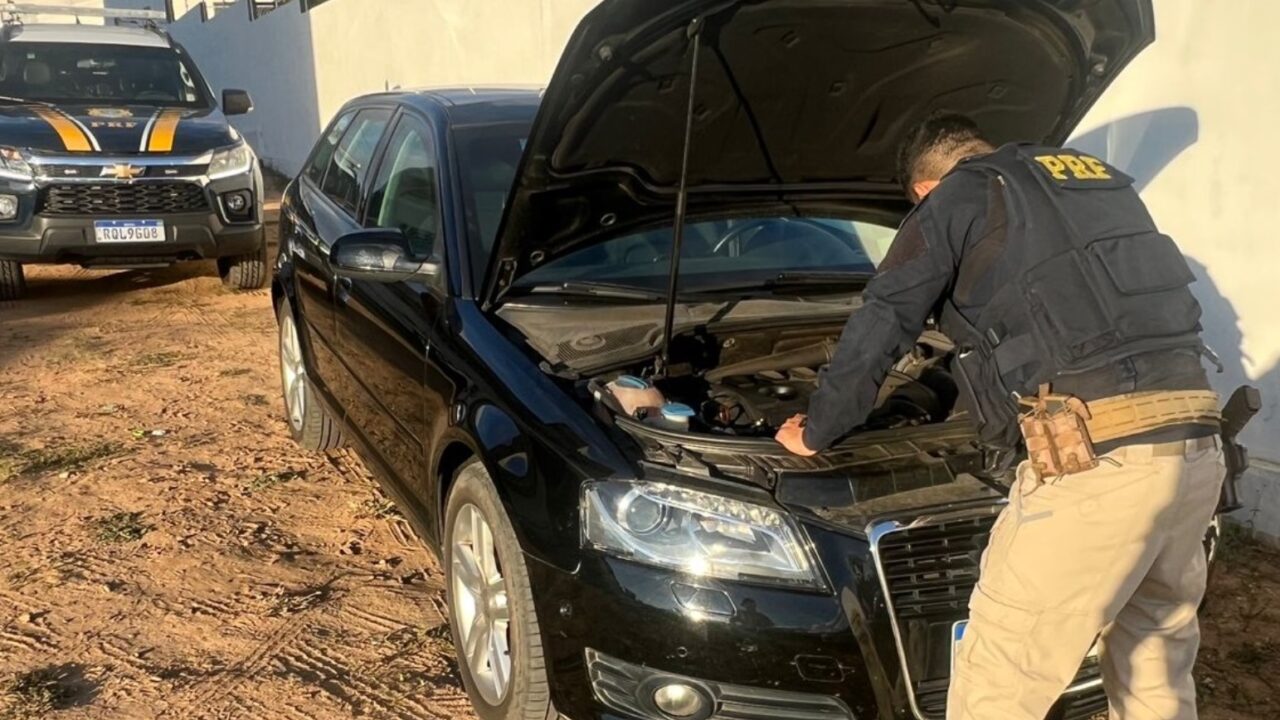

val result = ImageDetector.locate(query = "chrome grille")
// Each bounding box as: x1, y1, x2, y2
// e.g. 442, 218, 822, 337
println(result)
877, 514, 1109, 719
39, 182, 210, 216
878, 515, 988, 619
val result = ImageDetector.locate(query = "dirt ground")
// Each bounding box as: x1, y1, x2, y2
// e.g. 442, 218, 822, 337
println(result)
0, 233, 1277, 719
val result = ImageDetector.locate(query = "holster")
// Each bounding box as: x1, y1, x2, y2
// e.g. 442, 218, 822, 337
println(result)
1018, 384, 1099, 477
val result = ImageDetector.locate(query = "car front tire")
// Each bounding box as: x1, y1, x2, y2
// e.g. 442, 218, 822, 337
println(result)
0, 260, 26, 300
277, 296, 344, 450
445, 462, 550, 720
218, 233, 269, 290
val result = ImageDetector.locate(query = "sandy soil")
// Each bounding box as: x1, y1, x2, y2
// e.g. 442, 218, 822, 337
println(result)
0, 234, 1276, 719
0, 236, 473, 719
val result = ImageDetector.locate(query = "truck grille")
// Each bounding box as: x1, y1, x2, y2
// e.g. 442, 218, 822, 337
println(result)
39, 182, 210, 216
877, 514, 1109, 719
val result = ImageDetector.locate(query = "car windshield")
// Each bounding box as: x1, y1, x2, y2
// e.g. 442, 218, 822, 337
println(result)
0, 42, 208, 107
452, 121, 899, 296
517, 217, 894, 294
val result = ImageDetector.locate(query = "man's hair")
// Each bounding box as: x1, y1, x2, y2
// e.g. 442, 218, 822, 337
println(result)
896, 112, 995, 192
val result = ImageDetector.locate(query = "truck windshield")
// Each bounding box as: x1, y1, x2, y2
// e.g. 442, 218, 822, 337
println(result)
0, 42, 208, 107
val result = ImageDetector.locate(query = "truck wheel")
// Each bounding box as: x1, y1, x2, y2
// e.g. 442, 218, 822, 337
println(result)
277, 297, 344, 450
445, 462, 550, 720
218, 234, 268, 290
0, 260, 26, 300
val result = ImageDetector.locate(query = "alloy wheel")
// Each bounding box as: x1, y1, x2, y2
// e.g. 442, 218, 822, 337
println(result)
451, 503, 512, 705
278, 310, 306, 431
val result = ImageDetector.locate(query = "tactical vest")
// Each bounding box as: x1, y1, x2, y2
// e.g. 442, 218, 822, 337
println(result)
938, 143, 1205, 447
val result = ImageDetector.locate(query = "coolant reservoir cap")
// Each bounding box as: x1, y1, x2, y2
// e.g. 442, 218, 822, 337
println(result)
660, 403, 697, 420
615, 375, 651, 389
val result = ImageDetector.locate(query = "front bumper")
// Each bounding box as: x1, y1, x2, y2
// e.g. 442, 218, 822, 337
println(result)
0, 161, 263, 266
528, 513, 1110, 720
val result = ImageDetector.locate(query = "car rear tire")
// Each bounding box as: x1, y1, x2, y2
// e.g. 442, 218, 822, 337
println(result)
445, 462, 550, 720
0, 260, 26, 300
277, 297, 344, 451
218, 233, 268, 290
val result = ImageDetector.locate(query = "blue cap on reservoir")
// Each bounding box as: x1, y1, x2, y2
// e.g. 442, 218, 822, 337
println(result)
615, 375, 650, 389
660, 403, 697, 421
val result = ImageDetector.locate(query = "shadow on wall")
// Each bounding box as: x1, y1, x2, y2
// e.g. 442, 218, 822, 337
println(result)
1070, 106, 1199, 193
1071, 107, 1277, 455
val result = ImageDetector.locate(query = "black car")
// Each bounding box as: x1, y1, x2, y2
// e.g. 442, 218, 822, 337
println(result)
273, 2, 1158, 719
0, 20, 266, 299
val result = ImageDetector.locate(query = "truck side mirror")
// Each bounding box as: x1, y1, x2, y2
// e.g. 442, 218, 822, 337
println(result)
222, 89, 254, 116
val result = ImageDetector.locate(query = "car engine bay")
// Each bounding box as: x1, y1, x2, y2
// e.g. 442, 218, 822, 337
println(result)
586, 328, 959, 438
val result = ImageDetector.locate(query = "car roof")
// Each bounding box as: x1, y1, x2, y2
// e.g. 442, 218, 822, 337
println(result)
352, 86, 542, 126
3, 23, 171, 48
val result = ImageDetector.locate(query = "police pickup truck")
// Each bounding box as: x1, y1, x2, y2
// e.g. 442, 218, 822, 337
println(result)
0, 9, 265, 299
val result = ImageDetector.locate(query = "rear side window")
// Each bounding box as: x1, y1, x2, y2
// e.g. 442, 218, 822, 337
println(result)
318, 108, 392, 213
304, 111, 354, 184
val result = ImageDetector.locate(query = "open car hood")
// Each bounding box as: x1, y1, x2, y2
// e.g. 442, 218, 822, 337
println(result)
483, 0, 1154, 305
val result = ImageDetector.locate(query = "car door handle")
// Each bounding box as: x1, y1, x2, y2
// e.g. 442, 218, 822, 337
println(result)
336, 276, 353, 305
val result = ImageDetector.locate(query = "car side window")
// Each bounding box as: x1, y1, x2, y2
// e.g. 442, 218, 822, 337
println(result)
364, 115, 440, 259
318, 108, 392, 215
304, 111, 355, 185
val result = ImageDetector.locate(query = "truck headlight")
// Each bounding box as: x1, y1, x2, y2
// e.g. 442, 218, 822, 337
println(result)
207, 142, 255, 180
582, 480, 824, 588
0, 147, 33, 182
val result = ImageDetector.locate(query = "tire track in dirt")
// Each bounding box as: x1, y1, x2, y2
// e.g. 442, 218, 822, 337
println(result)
162, 606, 315, 719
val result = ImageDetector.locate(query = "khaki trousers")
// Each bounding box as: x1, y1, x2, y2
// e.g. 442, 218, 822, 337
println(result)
947, 437, 1226, 720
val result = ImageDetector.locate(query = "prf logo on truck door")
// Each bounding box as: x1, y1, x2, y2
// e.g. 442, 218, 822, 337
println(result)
1033, 153, 1112, 182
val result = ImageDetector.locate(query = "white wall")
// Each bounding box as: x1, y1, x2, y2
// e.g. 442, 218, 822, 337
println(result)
1071, 2, 1280, 536
166, 0, 597, 176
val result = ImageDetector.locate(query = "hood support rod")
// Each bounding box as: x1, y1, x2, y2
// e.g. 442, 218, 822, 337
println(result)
658, 17, 704, 376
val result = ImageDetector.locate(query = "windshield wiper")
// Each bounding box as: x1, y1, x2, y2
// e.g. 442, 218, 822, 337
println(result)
508, 281, 668, 302
698, 270, 876, 295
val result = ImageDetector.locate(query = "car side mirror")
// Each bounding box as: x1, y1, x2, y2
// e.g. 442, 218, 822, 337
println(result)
222, 89, 254, 116
330, 229, 440, 283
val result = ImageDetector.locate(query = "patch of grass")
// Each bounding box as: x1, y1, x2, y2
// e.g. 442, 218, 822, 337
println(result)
133, 352, 182, 368
2, 666, 76, 719
244, 470, 304, 493
357, 496, 401, 520
267, 583, 333, 617
90, 512, 149, 544
1216, 521, 1274, 569
2, 442, 123, 480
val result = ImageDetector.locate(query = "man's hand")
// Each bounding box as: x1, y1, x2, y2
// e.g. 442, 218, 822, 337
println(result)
775, 414, 818, 456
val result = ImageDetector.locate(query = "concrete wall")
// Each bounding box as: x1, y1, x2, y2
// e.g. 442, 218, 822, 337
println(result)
165, 0, 597, 176
1070, 2, 1280, 538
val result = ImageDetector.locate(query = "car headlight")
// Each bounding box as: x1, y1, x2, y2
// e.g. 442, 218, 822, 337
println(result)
207, 142, 255, 180
582, 480, 824, 588
0, 147, 33, 182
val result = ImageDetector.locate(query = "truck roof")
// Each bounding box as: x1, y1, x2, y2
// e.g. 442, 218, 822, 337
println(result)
4, 23, 169, 48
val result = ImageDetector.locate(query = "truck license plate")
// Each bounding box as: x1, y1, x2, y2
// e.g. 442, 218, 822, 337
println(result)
94, 220, 165, 243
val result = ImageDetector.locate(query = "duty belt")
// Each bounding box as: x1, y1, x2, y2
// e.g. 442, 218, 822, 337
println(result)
1018, 387, 1220, 477
1082, 390, 1221, 443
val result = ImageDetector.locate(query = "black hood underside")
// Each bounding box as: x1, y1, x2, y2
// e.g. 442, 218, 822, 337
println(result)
485, 0, 1154, 304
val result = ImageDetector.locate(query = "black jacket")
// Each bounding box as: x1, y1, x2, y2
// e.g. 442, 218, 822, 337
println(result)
803, 145, 1211, 451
